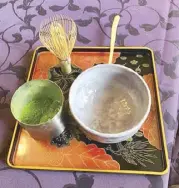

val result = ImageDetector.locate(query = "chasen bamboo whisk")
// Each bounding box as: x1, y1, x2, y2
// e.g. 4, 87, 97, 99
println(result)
39, 15, 77, 74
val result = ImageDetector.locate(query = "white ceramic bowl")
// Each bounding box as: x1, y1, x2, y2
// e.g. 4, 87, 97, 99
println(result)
69, 64, 151, 143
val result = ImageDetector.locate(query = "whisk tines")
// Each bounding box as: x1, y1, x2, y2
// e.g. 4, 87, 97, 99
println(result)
39, 14, 77, 74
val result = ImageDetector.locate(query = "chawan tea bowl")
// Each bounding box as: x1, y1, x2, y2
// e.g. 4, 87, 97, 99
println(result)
69, 64, 151, 143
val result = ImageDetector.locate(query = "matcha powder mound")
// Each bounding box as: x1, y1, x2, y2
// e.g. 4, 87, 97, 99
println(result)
20, 97, 61, 124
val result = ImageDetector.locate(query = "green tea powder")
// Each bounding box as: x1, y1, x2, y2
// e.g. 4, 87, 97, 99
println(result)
20, 97, 61, 124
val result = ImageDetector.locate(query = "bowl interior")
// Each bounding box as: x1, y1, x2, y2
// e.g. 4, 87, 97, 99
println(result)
70, 64, 150, 134
11, 79, 63, 125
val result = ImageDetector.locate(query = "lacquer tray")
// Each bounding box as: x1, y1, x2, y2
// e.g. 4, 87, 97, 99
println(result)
7, 47, 169, 175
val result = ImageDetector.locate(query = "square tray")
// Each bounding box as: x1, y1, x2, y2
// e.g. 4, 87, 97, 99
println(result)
7, 47, 169, 175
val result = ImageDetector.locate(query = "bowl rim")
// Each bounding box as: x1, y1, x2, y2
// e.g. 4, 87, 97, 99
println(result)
69, 64, 151, 138
10, 79, 64, 127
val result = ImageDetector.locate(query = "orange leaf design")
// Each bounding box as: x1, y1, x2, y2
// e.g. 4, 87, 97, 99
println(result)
143, 73, 156, 110
35, 52, 58, 70
32, 52, 57, 79
32, 51, 120, 78
14, 130, 120, 170
71, 52, 119, 70
140, 74, 161, 150
32, 68, 48, 79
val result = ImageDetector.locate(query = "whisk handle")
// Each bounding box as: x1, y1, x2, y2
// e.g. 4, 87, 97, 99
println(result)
60, 57, 72, 74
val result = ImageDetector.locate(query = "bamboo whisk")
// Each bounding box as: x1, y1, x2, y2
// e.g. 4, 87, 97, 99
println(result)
39, 15, 77, 74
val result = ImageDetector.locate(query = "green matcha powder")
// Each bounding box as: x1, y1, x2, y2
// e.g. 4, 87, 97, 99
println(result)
20, 97, 61, 124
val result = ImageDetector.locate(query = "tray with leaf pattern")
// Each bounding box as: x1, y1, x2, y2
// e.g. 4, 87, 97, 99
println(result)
7, 46, 168, 175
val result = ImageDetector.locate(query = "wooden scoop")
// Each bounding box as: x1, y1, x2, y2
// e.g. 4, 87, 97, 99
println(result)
108, 15, 120, 64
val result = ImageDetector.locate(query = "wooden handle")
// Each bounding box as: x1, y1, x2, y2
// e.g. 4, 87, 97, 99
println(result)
108, 15, 120, 64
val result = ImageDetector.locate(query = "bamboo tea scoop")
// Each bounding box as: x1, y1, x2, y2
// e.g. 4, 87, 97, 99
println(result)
108, 15, 120, 64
